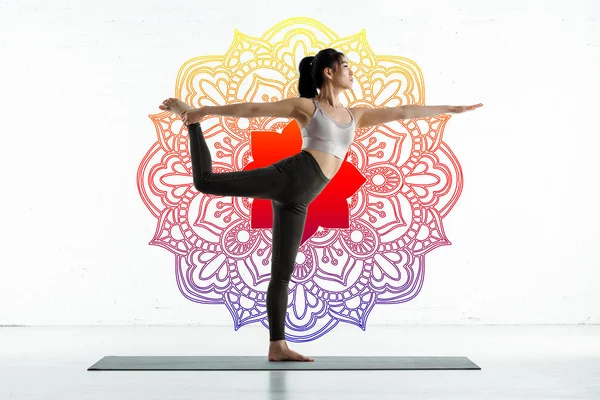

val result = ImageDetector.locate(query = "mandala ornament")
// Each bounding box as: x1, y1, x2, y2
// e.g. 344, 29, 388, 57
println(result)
137, 17, 463, 341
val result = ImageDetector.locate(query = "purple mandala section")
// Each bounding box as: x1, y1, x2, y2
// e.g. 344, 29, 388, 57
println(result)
138, 113, 463, 342
174, 252, 426, 342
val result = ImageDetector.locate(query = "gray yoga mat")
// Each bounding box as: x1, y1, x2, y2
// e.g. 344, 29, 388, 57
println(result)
88, 356, 481, 371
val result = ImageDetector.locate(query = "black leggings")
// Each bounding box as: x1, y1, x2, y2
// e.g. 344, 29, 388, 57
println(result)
187, 122, 331, 341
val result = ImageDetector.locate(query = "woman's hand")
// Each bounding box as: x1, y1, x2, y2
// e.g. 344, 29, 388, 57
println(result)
181, 107, 206, 126
450, 103, 483, 114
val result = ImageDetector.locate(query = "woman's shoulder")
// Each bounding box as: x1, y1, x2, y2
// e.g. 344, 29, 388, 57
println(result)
293, 97, 318, 118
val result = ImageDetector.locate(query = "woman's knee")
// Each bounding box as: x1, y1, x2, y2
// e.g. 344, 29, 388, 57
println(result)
193, 174, 213, 193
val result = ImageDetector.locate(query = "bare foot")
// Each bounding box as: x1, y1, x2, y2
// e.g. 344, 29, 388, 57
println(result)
268, 340, 315, 362
159, 98, 193, 116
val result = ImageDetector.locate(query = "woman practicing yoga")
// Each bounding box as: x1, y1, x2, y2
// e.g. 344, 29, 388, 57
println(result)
159, 48, 482, 362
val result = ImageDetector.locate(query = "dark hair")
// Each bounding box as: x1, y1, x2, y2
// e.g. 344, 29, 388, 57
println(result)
298, 48, 346, 98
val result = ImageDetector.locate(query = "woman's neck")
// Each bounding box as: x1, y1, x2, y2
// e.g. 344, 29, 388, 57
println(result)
316, 86, 344, 109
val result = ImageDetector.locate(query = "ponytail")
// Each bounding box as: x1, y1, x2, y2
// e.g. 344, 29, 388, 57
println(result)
298, 56, 317, 98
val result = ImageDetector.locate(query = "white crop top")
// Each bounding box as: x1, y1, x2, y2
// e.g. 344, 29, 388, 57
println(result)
300, 98, 356, 160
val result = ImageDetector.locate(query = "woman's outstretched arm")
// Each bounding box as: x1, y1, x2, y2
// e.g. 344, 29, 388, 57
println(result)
351, 103, 483, 129
182, 98, 302, 125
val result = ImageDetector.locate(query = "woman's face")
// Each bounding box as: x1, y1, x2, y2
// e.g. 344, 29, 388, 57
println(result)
324, 56, 354, 90
336, 57, 354, 89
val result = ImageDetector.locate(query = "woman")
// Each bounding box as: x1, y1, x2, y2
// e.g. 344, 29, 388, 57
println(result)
159, 48, 482, 362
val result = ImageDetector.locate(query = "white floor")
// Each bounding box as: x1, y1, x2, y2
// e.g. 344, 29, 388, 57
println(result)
1, 325, 598, 399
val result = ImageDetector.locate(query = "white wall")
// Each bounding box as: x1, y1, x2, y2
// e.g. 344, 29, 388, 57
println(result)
1, 0, 598, 327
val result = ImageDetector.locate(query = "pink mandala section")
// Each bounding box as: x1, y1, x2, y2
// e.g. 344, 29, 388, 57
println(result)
137, 110, 463, 341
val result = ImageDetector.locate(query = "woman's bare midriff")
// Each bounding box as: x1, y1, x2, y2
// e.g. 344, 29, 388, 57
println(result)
303, 148, 343, 180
